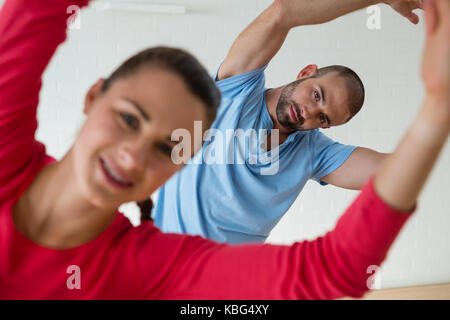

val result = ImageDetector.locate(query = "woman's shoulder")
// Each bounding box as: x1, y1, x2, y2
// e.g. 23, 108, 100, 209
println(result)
0, 141, 53, 206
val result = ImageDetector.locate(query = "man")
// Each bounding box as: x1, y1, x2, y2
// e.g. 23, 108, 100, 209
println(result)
153, 0, 424, 243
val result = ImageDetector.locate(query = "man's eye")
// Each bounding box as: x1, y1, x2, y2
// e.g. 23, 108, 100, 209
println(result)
120, 113, 139, 130
314, 91, 321, 102
320, 114, 326, 124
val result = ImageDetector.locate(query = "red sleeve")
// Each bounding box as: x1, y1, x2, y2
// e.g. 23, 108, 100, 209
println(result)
0, 0, 90, 202
135, 178, 413, 299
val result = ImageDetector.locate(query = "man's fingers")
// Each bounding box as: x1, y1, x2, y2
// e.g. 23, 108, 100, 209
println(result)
417, 0, 425, 9
408, 12, 420, 24
394, 1, 423, 24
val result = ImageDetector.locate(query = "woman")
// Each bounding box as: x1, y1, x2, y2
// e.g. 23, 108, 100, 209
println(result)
0, 0, 448, 299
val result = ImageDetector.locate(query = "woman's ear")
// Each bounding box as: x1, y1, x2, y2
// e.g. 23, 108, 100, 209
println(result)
83, 78, 105, 115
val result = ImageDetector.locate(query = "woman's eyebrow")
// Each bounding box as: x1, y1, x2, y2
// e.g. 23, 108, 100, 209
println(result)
122, 98, 150, 121
166, 136, 179, 145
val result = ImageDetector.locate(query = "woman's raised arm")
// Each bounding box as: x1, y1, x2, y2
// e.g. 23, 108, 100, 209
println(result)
0, 0, 91, 201
135, 0, 449, 300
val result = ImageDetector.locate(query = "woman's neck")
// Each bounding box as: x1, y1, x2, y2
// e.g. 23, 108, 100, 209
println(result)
13, 150, 117, 249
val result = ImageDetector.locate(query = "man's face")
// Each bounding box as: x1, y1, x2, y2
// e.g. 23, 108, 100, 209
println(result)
276, 72, 351, 131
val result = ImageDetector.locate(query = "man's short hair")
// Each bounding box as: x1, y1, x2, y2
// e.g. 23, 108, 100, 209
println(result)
312, 65, 365, 122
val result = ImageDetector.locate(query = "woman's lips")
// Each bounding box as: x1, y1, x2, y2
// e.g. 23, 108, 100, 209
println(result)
100, 158, 134, 190
289, 105, 300, 123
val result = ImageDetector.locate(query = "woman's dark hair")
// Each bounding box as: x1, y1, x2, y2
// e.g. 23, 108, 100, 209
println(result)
137, 198, 154, 223
101, 46, 221, 223
101, 46, 220, 126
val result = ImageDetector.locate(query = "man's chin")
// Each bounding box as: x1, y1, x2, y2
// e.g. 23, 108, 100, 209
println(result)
279, 121, 299, 132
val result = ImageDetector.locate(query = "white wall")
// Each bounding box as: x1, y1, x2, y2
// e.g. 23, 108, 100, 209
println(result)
7, 0, 448, 289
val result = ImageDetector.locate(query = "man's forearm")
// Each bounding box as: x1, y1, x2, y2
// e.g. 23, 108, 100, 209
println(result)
217, 2, 288, 80
218, 0, 382, 80
278, 0, 381, 29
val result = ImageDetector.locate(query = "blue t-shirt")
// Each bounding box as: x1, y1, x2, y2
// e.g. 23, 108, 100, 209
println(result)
153, 65, 357, 244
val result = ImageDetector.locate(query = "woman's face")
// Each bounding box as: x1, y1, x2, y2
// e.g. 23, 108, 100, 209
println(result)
73, 67, 208, 209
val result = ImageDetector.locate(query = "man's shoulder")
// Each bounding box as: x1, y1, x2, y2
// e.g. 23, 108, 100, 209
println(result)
215, 64, 268, 97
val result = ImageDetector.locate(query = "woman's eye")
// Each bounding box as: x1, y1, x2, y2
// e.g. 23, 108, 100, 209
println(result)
120, 113, 139, 130
157, 143, 173, 157
314, 91, 320, 102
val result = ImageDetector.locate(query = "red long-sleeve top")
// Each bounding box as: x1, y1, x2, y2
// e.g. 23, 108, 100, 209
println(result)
0, 0, 413, 300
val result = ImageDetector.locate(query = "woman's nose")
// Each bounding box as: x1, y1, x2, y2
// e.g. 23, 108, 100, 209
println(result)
117, 142, 147, 171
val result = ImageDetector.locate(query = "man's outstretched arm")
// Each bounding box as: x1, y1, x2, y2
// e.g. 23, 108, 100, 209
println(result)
321, 148, 389, 190
217, 0, 423, 81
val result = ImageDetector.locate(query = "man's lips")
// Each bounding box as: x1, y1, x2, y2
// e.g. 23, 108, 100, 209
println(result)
289, 105, 300, 123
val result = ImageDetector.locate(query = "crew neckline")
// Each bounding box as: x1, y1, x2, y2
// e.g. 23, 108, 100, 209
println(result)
4, 153, 127, 253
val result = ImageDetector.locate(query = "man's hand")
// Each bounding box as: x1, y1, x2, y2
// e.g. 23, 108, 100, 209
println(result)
384, 0, 424, 24
278, 0, 423, 29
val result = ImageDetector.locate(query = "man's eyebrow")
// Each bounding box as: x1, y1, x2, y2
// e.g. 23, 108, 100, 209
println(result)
123, 98, 150, 121
318, 85, 331, 125
319, 85, 326, 105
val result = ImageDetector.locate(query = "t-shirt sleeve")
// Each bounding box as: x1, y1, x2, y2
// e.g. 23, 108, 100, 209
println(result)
309, 130, 357, 185
134, 178, 413, 300
213, 63, 268, 100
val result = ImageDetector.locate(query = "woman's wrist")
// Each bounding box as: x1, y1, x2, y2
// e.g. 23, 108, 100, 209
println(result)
421, 94, 450, 130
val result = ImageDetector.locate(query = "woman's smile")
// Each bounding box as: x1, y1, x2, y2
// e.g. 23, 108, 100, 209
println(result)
99, 157, 134, 190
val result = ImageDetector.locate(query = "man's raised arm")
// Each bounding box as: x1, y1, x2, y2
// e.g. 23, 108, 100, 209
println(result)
217, 0, 423, 81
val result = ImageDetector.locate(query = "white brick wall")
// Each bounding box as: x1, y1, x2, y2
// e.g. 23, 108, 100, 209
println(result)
3, 0, 449, 289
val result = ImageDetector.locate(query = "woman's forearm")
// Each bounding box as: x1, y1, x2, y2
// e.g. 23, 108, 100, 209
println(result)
0, 0, 91, 200
375, 95, 449, 211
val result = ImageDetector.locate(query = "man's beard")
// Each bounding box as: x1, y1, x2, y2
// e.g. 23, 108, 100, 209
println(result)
275, 80, 306, 131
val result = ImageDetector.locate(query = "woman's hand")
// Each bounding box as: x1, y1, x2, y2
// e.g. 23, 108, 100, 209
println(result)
384, 0, 424, 24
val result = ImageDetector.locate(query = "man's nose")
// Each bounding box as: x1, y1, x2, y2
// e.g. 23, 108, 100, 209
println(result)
305, 103, 322, 120
303, 105, 316, 120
